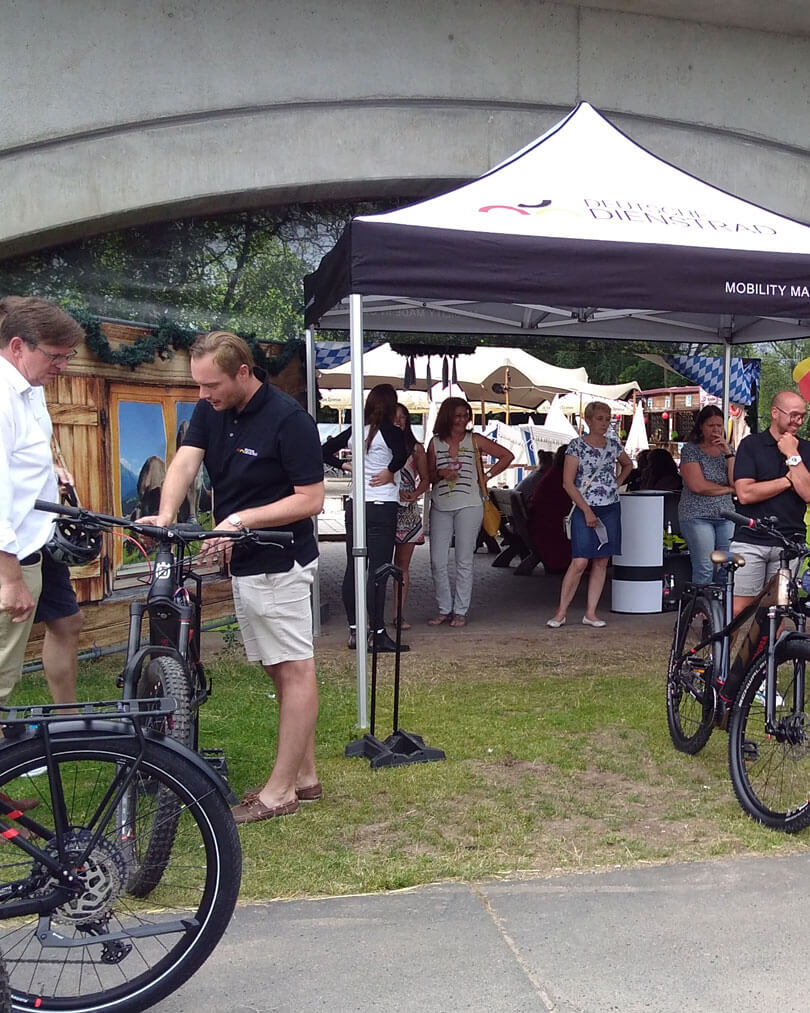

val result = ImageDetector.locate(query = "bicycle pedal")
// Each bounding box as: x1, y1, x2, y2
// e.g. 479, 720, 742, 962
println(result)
200, 747, 229, 781
741, 739, 759, 763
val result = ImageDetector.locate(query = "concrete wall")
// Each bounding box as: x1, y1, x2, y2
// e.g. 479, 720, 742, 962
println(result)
2, 0, 808, 256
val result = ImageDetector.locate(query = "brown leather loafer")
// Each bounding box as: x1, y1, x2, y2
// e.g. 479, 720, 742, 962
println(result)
242, 781, 323, 805
231, 796, 300, 826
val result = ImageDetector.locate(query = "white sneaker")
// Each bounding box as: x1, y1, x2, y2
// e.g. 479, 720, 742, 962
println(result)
754, 686, 784, 708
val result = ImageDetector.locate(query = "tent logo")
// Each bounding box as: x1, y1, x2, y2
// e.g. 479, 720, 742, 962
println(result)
479, 199, 552, 215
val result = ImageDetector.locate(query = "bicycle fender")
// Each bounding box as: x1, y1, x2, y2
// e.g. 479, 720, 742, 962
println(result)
119, 644, 188, 694
5, 722, 234, 800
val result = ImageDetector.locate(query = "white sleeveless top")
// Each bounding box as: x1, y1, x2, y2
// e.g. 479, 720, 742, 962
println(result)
363, 425, 400, 503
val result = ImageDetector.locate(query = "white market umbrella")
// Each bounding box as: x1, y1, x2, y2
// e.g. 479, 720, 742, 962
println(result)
318, 343, 590, 410
624, 402, 650, 459
320, 388, 432, 412
554, 391, 636, 416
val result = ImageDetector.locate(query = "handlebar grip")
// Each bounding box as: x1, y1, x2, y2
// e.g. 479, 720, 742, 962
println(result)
172, 523, 207, 538
720, 509, 757, 529
35, 499, 82, 518
254, 530, 294, 547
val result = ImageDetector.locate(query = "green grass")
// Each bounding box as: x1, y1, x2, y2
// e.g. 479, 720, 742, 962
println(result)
10, 642, 810, 902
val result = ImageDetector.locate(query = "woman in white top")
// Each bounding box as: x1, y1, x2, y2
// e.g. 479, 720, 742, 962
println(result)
427, 397, 514, 627
322, 384, 407, 652
392, 402, 429, 630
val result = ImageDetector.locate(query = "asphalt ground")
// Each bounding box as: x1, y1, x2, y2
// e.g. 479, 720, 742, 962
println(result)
158, 853, 810, 1012
178, 540, 810, 1012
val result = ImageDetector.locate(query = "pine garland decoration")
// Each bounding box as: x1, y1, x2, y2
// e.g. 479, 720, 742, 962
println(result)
71, 308, 303, 376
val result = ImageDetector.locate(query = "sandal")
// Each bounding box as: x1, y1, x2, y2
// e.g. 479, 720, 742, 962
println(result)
427, 614, 452, 626
449, 615, 467, 628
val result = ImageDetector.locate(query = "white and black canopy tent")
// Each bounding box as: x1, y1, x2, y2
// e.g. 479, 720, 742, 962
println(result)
304, 101, 810, 726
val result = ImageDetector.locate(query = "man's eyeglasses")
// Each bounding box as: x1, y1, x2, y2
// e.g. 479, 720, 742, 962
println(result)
774, 405, 807, 424
24, 341, 78, 365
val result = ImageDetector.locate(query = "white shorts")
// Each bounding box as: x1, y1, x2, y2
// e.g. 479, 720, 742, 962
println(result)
231, 559, 316, 667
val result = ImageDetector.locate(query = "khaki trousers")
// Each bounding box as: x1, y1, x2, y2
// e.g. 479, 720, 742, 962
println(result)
0, 560, 43, 703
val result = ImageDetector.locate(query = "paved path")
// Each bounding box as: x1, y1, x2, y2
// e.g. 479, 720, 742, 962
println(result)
159, 852, 810, 1011
179, 519, 767, 1012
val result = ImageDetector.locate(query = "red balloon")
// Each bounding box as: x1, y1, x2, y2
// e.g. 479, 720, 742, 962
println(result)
661, 411, 669, 420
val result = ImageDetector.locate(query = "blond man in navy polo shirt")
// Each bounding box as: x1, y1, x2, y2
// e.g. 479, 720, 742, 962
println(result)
147, 331, 325, 825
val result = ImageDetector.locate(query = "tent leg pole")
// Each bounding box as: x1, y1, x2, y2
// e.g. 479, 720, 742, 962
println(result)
349, 294, 369, 730
723, 343, 732, 428
305, 328, 322, 638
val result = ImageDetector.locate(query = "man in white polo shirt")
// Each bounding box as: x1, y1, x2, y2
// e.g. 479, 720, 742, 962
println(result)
0, 296, 85, 703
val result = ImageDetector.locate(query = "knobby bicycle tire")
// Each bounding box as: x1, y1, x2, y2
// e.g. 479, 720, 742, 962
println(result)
125, 657, 194, 897
666, 593, 720, 754
728, 637, 810, 833
0, 730, 241, 1012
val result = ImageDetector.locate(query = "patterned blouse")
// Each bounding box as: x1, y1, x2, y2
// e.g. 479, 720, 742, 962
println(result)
565, 435, 624, 506
678, 442, 733, 521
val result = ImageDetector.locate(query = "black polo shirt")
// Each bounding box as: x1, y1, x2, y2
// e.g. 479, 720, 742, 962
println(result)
732, 428, 810, 546
183, 380, 323, 575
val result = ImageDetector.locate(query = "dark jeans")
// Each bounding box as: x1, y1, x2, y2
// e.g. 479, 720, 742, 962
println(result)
342, 499, 398, 629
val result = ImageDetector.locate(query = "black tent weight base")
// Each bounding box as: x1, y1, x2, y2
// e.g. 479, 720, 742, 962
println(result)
345, 729, 445, 769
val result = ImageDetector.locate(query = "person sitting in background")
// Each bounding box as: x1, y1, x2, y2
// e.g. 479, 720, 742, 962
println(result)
641, 448, 682, 491
624, 449, 650, 491
525, 445, 572, 574
514, 451, 553, 504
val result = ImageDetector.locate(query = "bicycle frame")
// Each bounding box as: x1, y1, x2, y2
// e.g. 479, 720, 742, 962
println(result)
118, 539, 208, 715
675, 554, 807, 731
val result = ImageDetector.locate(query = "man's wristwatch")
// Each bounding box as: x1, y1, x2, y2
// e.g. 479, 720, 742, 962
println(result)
786, 455, 802, 467
227, 513, 244, 530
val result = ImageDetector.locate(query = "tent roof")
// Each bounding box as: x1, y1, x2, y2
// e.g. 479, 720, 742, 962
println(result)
317, 342, 597, 409
304, 102, 810, 345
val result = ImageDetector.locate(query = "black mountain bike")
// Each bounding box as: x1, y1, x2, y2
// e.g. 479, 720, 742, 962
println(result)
0, 698, 240, 1012
666, 509, 810, 832
35, 499, 292, 894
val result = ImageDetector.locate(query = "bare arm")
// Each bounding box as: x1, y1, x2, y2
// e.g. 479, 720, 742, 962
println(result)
402, 444, 430, 502
473, 433, 515, 481
218, 481, 325, 531
427, 439, 439, 485
562, 454, 595, 521
0, 550, 33, 622
153, 445, 206, 525
735, 475, 791, 504
681, 460, 734, 496
616, 450, 633, 488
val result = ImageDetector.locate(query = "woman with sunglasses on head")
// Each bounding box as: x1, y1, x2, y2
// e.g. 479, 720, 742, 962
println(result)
426, 397, 514, 628
322, 383, 408, 652
678, 405, 736, 585
391, 403, 429, 631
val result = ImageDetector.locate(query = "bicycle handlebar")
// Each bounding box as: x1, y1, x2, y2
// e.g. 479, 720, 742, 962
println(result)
720, 508, 757, 530
34, 499, 294, 548
720, 509, 807, 560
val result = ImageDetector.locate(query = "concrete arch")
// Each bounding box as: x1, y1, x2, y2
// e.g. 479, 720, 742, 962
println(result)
2, 0, 809, 256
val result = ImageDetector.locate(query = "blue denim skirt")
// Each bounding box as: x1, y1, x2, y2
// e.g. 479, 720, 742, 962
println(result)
569, 501, 622, 559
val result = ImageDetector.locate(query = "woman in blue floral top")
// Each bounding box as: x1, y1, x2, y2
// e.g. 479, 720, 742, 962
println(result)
547, 401, 632, 628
